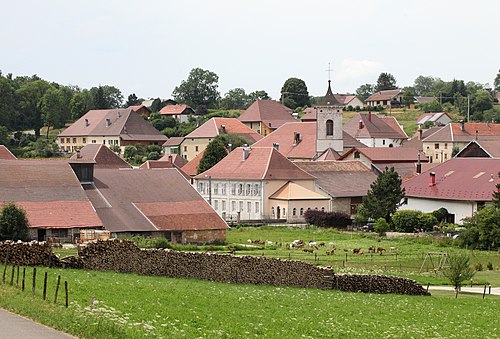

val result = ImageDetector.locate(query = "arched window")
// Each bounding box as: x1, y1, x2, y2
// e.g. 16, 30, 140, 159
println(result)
292, 208, 297, 216
321, 207, 325, 212
299, 208, 304, 216
271, 207, 275, 216
326, 120, 334, 136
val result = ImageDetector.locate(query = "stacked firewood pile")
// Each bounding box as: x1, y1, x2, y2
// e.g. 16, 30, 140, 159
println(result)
79, 239, 429, 295
329, 274, 429, 296
0, 240, 54, 266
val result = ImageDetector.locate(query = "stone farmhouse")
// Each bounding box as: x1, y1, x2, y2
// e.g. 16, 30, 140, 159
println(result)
238, 100, 295, 136
57, 108, 167, 153
402, 158, 500, 224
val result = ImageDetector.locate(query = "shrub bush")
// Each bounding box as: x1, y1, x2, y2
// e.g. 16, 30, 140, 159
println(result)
418, 213, 438, 231
304, 210, 351, 229
374, 218, 390, 236
392, 210, 422, 232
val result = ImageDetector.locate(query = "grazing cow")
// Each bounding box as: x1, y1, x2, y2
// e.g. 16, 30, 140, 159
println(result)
308, 241, 317, 247
368, 246, 376, 254
328, 242, 335, 247
228, 247, 236, 254
377, 247, 385, 255
352, 248, 362, 254
303, 248, 314, 253
326, 248, 336, 255
389, 247, 398, 252
267, 241, 273, 246
318, 242, 325, 247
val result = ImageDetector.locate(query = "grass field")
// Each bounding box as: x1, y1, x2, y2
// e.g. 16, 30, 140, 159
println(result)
0, 265, 499, 338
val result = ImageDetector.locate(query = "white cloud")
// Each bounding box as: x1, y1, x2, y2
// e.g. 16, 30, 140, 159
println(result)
333, 59, 384, 84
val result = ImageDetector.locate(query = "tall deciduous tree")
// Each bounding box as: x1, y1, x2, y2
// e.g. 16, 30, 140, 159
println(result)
126, 93, 141, 107
219, 88, 250, 109
280, 77, 310, 109
360, 167, 405, 222
172, 68, 221, 110
442, 253, 475, 292
413, 75, 440, 96
0, 203, 29, 241
16, 80, 51, 138
375, 73, 397, 92
494, 70, 500, 91
197, 138, 228, 174
356, 83, 375, 101
90, 85, 123, 109
42, 87, 66, 138
402, 88, 416, 107
0, 76, 19, 130
248, 90, 271, 101
70, 90, 93, 120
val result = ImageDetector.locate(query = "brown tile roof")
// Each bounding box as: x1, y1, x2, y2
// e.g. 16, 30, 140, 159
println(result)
158, 153, 188, 167
86, 168, 227, 232
366, 89, 402, 102
128, 105, 151, 113
238, 100, 295, 129
374, 162, 437, 182
181, 149, 205, 176
0, 145, 16, 160
295, 160, 377, 198
301, 109, 316, 121
456, 139, 500, 158
252, 122, 364, 160
402, 158, 500, 201
159, 104, 194, 115
333, 94, 357, 106
162, 137, 185, 147
339, 147, 427, 163
317, 81, 343, 106
139, 160, 191, 180
343, 113, 407, 140
269, 182, 329, 200
424, 122, 500, 143
58, 108, 167, 142
70, 144, 131, 169
186, 118, 263, 143
195, 147, 314, 181
402, 126, 443, 149
315, 148, 341, 161
0, 159, 103, 229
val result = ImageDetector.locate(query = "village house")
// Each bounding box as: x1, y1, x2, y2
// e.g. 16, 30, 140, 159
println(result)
181, 149, 206, 178
417, 112, 451, 126
57, 108, 167, 153
365, 89, 403, 108
401, 158, 500, 224
128, 104, 152, 117
238, 100, 295, 136
421, 122, 500, 163
180, 117, 262, 161
157, 153, 188, 168
343, 112, 408, 147
162, 137, 185, 155
338, 147, 428, 171
159, 104, 195, 123
295, 160, 377, 215
194, 147, 329, 223
0, 158, 104, 242
455, 139, 500, 158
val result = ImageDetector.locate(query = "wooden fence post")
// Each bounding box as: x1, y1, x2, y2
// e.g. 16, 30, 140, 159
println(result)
42, 272, 48, 300
54, 275, 61, 304
10, 265, 15, 285
2, 258, 7, 284
32, 267, 36, 296
16, 265, 19, 288
22, 267, 25, 291
64, 281, 68, 307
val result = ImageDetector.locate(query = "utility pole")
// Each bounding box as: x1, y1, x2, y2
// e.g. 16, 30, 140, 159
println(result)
467, 95, 470, 122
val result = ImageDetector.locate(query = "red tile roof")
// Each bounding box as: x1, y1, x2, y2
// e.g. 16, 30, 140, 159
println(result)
70, 144, 131, 169
195, 147, 314, 181
186, 118, 263, 143
402, 126, 443, 149
374, 162, 437, 182
0, 145, 16, 160
295, 160, 376, 197
128, 105, 151, 113
366, 90, 402, 102
139, 160, 191, 180
85, 168, 227, 232
238, 100, 295, 129
0, 159, 103, 229
181, 149, 205, 176
315, 148, 341, 161
343, 113, 407, 140
162, 137, 185, 147
301, 109, 316, 121
252, 122, 364, 160
58, 108, 167, 142
159, 104, 193, 115
339, 147, 427, 163
402, 158, 500, 201
424, 122, 500, 143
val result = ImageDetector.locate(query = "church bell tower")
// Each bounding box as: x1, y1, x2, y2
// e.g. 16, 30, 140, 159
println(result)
315, 80, 344, 154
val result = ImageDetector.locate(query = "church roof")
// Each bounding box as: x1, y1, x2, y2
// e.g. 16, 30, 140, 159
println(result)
317, 81, 343, 107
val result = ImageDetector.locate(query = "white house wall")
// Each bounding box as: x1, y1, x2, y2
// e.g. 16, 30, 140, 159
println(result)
403, 197, 478, 224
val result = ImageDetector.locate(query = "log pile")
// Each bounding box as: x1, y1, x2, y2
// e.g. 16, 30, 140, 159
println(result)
0, 240, 54, 266
79, 239, 429, 295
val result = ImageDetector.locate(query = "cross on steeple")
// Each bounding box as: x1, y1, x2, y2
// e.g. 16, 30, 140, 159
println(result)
326, 62, 333, 81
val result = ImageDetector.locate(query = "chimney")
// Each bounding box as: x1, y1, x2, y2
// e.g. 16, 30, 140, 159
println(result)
416, 152, 422, 174
168, 155, 173, 163
106, 119, 111, 127
117, 111, 121, 118
221, 124, 226, 134
85, 119, 89, 127
460, 120, 465, 131
475, 130, 478, 140
273, 142, 280, 151
418, 127, 423, 140
242, 147, 251, 160
76, 149, 81, 159
293, 132, 301, 145
359, 120, 364, 129
368, 111, 372, 122
429, 172, 436, 187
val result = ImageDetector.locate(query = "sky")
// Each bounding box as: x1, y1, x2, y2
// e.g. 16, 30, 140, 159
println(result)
1, 0, 499, 101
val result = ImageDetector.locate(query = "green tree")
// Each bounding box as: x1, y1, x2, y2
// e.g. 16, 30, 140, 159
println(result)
392, 210, 422, 232
413, 75, 440, 96
494, 70, 500, 91
172, 68, 220, 109
0, 76, 19, 130
42, 87, 66, 138
375, 73, 397, 92
355, 83, 375, 101
248, 90, 271, 101
374, 217, 390, 236
126, 93, 141, 107
197, 138, 227, 174
360, 167, 405, 222
493, 172, 500, 208
402, 88, 415, 107
442, 253, 475, 291
214, 133, 249, 150
219, 88, 250, 109
280, 77, 310, 109
420, 99, 442, 113
16, 80, 52, 138
0, 126, 9, 145
69, 90, 93, 120
90, 85, 123, 109
150, 98, 163, 113
0, 202, 29, 241
472, 89, 493, 113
